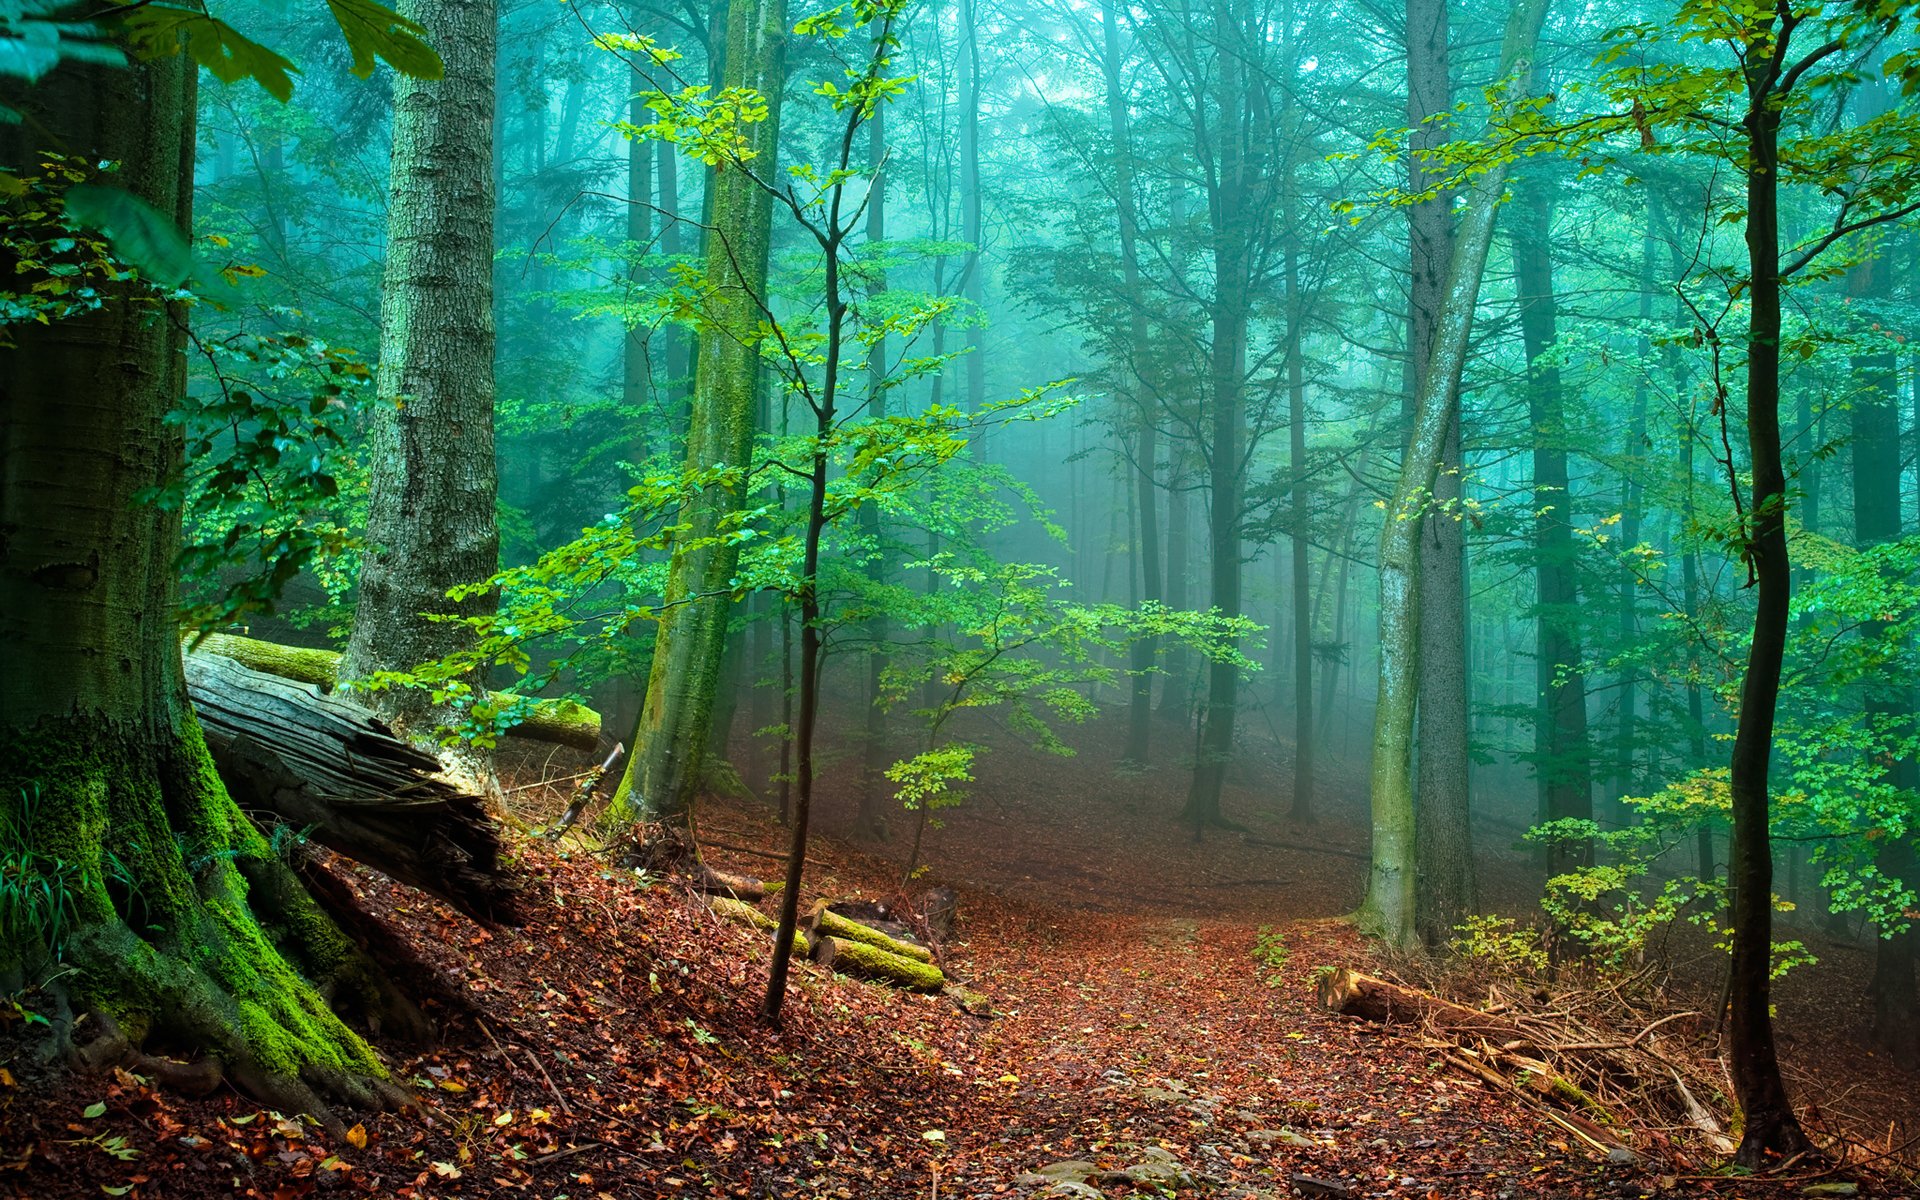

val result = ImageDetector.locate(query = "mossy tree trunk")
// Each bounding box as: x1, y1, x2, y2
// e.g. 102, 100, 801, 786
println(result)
343, 0, 501, 778
0, 48, 407, 1120
1361, 0, 1549, 949
608, 0, 785, 832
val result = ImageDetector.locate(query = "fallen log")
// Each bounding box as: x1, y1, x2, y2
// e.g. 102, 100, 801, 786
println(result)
186, 632, 601, 750
1317, 968, 1530, 1047
709, 896, 809, 956
184, 652, 521, 923
811, 935, 945, 992
693, 867, 766, 903
804, 900, 934, 963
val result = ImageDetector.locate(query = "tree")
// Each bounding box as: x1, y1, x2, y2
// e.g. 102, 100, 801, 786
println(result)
0, 6, 440, 1120
1848, 243, 1918, 1068
1404, 0, 1475, 933
1513, 170, 1593, 880
342, 0, 502, 782
605, 0, 787, 835
1361, 0, 1551, 949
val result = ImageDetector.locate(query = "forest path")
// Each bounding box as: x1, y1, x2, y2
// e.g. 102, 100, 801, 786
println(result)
932, 902, 1618, 1199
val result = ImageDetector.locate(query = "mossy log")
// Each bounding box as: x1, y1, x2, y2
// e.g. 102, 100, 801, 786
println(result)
805, 900, 934, 963
185, 632, 601, 750
812, 935, 946, 992
708, 896, 808, 956
184, 652, 521, 923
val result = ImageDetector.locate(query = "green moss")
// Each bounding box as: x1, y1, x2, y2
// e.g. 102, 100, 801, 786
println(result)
710, 896, 809, 956
2, 715, 385, 1099
822, 936, 946, 993
813, 908, 933, 963
186, 632, 601, 748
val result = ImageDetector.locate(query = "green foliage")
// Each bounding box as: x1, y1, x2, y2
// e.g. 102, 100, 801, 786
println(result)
1251, 926, 1289, 986
123, 6, 300, 101
0, 154, 136, 334
0, 2, 123, 120
142, 327, 373, 630
61, 183, 196, 288
122, 0, 440, 98
1448, 915, 1549, 977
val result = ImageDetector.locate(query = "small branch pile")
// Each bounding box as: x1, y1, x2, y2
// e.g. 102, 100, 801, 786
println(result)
1318, 968, 1735, 1168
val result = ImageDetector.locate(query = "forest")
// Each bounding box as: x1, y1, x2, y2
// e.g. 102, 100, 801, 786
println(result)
3, 0, 1920, 1196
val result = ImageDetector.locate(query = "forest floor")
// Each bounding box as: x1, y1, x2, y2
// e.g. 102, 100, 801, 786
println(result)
3, 705, 1917, 1199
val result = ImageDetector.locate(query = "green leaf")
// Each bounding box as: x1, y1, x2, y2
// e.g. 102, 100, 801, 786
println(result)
121, 6, 299, 101
326, 0, 443, 81
62, 185, 193, 288
82, 1101, 107, 1118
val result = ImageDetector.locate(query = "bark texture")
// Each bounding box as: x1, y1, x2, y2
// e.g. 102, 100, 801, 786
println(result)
0, 48, 404, 1120
1404, 0, 1475, 936
345, 0, 502, 761
1724, 15, 1810, 1163
1362, 0, 1549, 948
610, 0, 785, 830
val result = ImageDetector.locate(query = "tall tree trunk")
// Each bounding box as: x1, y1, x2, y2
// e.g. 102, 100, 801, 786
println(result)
1850, 250, 1919, 1067
0, 44, 403, 1118
345, 0, 501, 787
1160, 463, 1193, 719
1182, 0, 1255, 833
1614, 214, 1654, 813
1513, 176, 1592, 877
857, 65, 892, 839
659, 137, 690, 450
1285, 174, 1314, 822
608, 0, 785, 832
624, 59, 655, 443
958, 0, 986, 426
1405, 0, 1474, 936
1102, 0, 1163, 766
1724, 16, 1811, 1164
1362, 0, 1549, 949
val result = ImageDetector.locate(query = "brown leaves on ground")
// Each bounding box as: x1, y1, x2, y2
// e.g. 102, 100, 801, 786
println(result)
0, 716, 1908, 1199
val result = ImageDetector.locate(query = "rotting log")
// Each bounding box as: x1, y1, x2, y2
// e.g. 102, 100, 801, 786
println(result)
709, 896, 808, 956
185, 632, 601, 750
1317, 968, 1530, 1046
811, 935, 945, 992
184, 652, 521, 923
804, 900, 934, 963
694, 867, 766, 903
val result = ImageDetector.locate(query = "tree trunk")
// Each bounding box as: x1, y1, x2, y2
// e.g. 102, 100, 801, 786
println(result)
0, 47, 406, 1121
1513, 176, 1592, 877
1614, 216, 1654, 814
608, 0, 786, 832
1103, 0, 1162, 767
1405, 0, 1475, 940
1362, 0, 1549, 949
1850, 250, 1919, 1068
344, 0, 501, 784
1724, 24, 1810, 1164
1284, 176, 1314, 823
1182, 0, 1256, 833
858, 76, 892, 838
958, 0, 986, 430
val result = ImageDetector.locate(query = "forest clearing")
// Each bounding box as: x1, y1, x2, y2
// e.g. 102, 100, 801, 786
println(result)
5, 0, 1920, 1196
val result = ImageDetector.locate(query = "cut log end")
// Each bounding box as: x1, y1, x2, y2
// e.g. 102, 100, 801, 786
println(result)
811, 935, 945, 993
